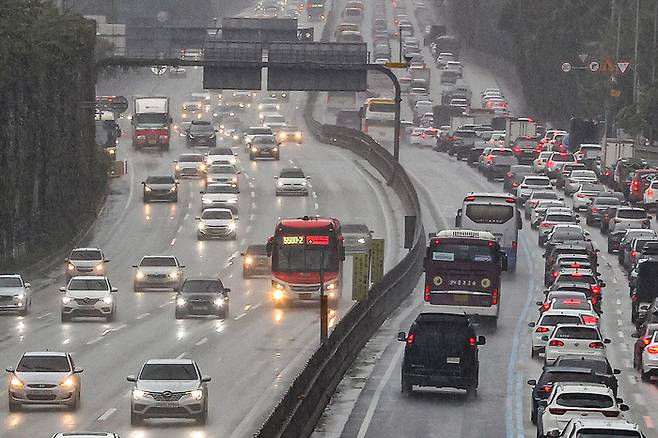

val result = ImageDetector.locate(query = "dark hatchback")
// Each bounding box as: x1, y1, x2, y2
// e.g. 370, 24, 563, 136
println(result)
398, 312, 484, 396
142, 176, 178, 202
585, 195, 621, 225
241, 245, 270, 278
186, 121, 217, 148
175, 278, 229, 319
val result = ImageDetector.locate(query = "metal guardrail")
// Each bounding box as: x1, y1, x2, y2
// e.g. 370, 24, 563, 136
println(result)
255, 4, 426, 437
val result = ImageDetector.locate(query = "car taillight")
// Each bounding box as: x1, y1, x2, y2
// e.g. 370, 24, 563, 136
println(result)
541, 385, 552, 393
551, 271, 559, 277
424, 286, 430, 302
603, 214, 609, 221
591, 297, 598, 304
582, 315, 599, 325
506, 172, 514, 178
406, 333, 415, 346
513, 147, 521, 154
512, 182, 519, 187
512, 240, 517, 249
647, 346, 658, 354
643, 337, 651, 345
632, 180, 640, 192
631, 250, 638, 258
591, 285, 601, 295
535, 326, 550, 333
576, 193, 587, 198
647, 189, 654, 197
541, 223, 553, 228
549, 340, 564, 347
548, 407, 567, 415
547, 161, 556, 168
559, 151, 567, 156
492, 288, 498, 305
591, 207, 598, 213
468, 336, 476, 347
589, 341, 605, 349
542, 302, 551, 311
632, 294, 638, 302
602, 410, 620, 417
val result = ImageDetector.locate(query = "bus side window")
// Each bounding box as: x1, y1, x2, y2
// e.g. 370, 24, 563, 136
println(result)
340, 246, 346, 261
423, 248, 431, 271
266, 238, 273, 257
455, 209, 462, 228
516, 210, 523, 230
501, 252, 508, 272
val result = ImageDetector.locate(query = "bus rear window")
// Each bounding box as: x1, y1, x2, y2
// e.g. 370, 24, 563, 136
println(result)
464, 204, 514, 224
431, 243, 497, 263
368, 103, 395, 113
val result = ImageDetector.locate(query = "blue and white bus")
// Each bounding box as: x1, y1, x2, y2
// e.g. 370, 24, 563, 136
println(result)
455, 193, 523, 272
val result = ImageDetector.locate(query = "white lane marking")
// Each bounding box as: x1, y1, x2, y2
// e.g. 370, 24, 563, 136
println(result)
188, 202, 192, 209
288, 159, 294, 164
97, 408, 117, 421
314, 202, 319, 210
183, 213, 189, 220
312, 192, 318, 198
170, 238, 176, 246
136, 312, 150, 320
620, 343, 629, 352
618, 330, 624, 339
249, 182, 255, 188
251, 202, 257, 209
249, 214, 255, 221
617, 319, 623, 327
125, 160, 135, 209
177, 225, 183, 233
195, 337, 208, 346
246, 225, 252, 233
234, 312, 247, 320
251, 303, 262, 311
634, 393, 647, 406
86, 337, 103, 345
627, 374, 636, 385
623, 359, 632, 369
616, 309, 622, 315
62, 338, 70, 345
175, 352, 186, 359
250, 191, 256, 198
616, 298, 622, 305
356, 346, 404, 438
159, 301, 172, 308
36, 312, 52, 319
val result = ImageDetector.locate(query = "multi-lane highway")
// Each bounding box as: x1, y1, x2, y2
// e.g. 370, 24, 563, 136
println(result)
0, 5, 413, 437
313, 0, 658, 437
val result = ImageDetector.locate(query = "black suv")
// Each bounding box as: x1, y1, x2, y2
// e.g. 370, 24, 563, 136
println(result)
398, 312, 484, 396
175, 278, 229, 319
186, 121, 217, 148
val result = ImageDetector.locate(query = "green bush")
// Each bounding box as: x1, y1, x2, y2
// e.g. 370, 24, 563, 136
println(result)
0, 0, 105, 268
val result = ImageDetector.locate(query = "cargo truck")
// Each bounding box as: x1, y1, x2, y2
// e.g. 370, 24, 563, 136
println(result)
504, 117, 537, 148
132, 97, 171, 150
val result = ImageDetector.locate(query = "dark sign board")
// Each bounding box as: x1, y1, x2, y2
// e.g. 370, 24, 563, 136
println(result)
221, 17, 298, 42
267, 67, 366, 91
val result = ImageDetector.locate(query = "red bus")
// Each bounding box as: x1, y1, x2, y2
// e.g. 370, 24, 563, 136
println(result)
267, 216, 345, 306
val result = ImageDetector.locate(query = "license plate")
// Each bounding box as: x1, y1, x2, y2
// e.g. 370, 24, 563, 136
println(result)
454, 294, 469, 304
78, 305, 96, 309
299, 293, 312, 299
155, 401, 179, 408
28, 389, 51, 395
192, 306, 206, 311
148, 140, 156, 144
446, 357, 461, 364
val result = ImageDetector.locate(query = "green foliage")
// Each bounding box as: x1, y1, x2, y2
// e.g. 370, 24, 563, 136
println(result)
0, 0, 105, 267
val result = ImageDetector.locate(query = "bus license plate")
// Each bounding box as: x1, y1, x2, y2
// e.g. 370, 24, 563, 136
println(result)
446, 357, 460, 364
454, 294, 469, 304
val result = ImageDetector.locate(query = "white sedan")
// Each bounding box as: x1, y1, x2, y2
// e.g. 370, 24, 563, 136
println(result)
409, 128, 437, 147
529, 310, 586, 358
543, 324, 610, 365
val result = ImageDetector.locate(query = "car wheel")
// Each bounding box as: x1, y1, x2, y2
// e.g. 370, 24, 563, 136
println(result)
18, 306, 28, 316
242, 270, 250, 279
197, 233, 205, 241
531, 348, 539, 359
8, 397, 20, 412
68, 389, 80, 411
641, 370, 650, 382
401, 374, 413, 394
175, 309, 186, 320
61, 312, 70, 323
134, 284, 141, 293
196, 402, 208, 425
531, 409, 537, 425
106, 311, 115, 323
586, 216, 593, 225
466, 386, 477, 398
131, 410, 143, 426
249, 154, 255, 161
607, 244, 613, 254
172, 195, 178, 203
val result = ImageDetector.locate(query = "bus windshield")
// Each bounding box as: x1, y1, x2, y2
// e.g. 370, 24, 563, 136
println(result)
273, 232, 339, 273
465, 204, 514, 224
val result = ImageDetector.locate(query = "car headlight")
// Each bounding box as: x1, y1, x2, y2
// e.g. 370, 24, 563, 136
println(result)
175, 164, 181, 170
301, 180, 307, 186
232, 135, 239, 140
62, 296, 72, 304
213, 113, 218, 117
15, 293, 24, 301
229, 157, 237, 165
277, 180, 284, 187
326, 282, 336, 291
272, 147, 278, 152
214, 297, 224, 307
169, 271, 179, 279
190, 389, 204, 400
245, 256, 253, 265
169, 186, 177, 192
202, 198, 213, 204
226, 198, 237, 204
273, 289, 284, 300
357, 238, 366, 244
230, 177, 238, 182
228, 221, 237, 231
273, 281, 285, 291
136, 271, 145, 279
132, 389, 145, 400
10, 376, 24, 388
199, 164, 207, 171
102, 296, 113, 305
197, 223, 206, 230
176, 297, 187, 306
182, 113, 187, 118
144, 186, 152, 192
59, 377, 75, 388
67, 263, 75, 271
259, 114, 264, 119
251, 146, 257, 152
109, 149, 115, 154
96, 263, 104, 271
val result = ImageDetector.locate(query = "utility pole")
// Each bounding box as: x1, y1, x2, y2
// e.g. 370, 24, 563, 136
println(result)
633, 0, 641, 145
319, 249, 328, 342
653, 0, 658, 84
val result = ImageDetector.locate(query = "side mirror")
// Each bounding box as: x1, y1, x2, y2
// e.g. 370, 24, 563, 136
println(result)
536, 301, 543, 306
179, 265, 186, 268
200, 191, 206, 194
620, 404, 630, 412
477, 335, 486, 345
397, 331, 407, 341
104, 259, 110, 263
5, 367, 15, 373
604, 338, 611, 344
141, 181, 145, 185
195, 216, 201, 220
274, 176, 278, 179
649, 216, 653, 220
616, 397, 624, 404
631, 333, 639, 338
111, 287, 118, 293
59, 286, 66, 292
73, 367, 84, 374
224, 288, 231, 294
601, 282, 607, 287
613, 368, 621, 375
527, 379, 537, 386
24, 283, 30, 288
528, 322, 536, 327
127, 375, 137, 382
64, 257, 69, 262
131, 265, 138, 268
541, 335, 549, 341
306, 176, 311, 179
201, 376, 212, 383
